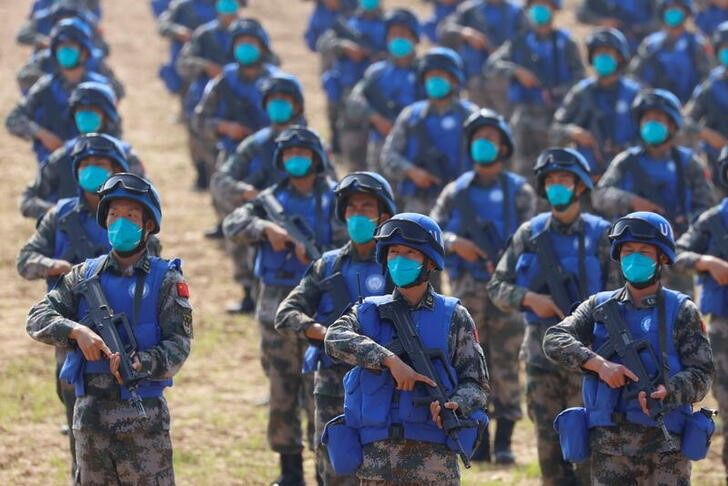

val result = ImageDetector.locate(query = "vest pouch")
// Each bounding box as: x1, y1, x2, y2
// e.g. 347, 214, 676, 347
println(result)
554, 407, 591, 463
398, 388, 431, 424
360, 368, 394, 427
680, 410, 716, 461
447, 409, 489, 458
321, 414, 363, 475
343, 367, 363, 427
302, 345, 320, 374
134, 320, 161, 351
698, 275, 727, 316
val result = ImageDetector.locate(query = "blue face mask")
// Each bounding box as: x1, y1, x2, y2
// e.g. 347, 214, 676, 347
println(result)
234, 43, 261, 65
545, 184, 574, 207
528, 4, 552, 25
592, 53, 618, 77
108, 217, 143, 252
284, 156, 313, 177
266, 98, 294, 124
216, 0, 238, 14
620, 252, 657, 284
346, 215, 377, 244
470, 138, 499, 164
640, 120, 669, 145
388, 37, 414, 58
663, 7, 686, 27
387, 256, 423, 287
78, 165, 111, 193
719, 47, 728, 67
56, 45, 81, 68
74, 110, 102, 133
424, 76, 451, 99
360, 0, 379, 11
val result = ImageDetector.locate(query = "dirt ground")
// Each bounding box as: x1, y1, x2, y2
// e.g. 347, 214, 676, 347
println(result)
0, 0, 724, 484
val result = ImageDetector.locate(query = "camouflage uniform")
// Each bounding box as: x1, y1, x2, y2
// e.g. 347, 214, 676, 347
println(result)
487, 215, 619, 485
25, 252, 192, 485
431, 173, 537, 423
324, 285, 490, 483
542, 289, 714, 485
222, 177, 347, 455
674, 203, 728, 474
275, 242, 380, 486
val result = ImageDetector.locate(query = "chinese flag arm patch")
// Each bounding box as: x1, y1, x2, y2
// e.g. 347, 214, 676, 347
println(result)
473, 325, 480, 344
177, 282, 190, 298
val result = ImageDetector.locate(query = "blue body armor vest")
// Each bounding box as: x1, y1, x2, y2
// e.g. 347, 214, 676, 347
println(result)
423, 2, 458, 42
363, 60, 421, 142
698, 199, 728, 316
400, 99, 474, 198
444, 171, 524, 281
515, 213, 609, 325
459, 1, 523, 79
305, 2, 342, 51
695, 6, 728, 36
508, 29, 575, 105
640, 31, 701, 102
254, 179, 336, 286
583, 289, 692, 432
53, 197, 110, 261
183, 19, 233, 116
60, 255, 178, 399
695, 67, 728, 162
241, 126, 287, 190
343, 293, 486, 449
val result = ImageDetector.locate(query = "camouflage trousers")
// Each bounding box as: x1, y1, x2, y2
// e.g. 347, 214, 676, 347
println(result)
55, 348, 77, 482
525, 364, 590, 486
710, 315, 728, 474
451, 278, 523, 421
467, 75, 512, 119
315, 393, 358, 486
590, 450, 690, 485
74, 428, 174, 485
185, 121, 218, 187
510, 104, 555, 185
257, 284, 315, 454
358, 439, 459, 484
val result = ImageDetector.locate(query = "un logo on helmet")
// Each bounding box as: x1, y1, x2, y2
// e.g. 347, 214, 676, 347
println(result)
659, 223, 670, 237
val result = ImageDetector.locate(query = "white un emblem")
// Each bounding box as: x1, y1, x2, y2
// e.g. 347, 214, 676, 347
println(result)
641, 316, 652, 333
128, 282, 150, 299
366, 274, 386, 293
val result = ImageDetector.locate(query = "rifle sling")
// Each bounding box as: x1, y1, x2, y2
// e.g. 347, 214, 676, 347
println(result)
133, 271, 146, 327
542, 216, 587, 300
656, 289, 669, 378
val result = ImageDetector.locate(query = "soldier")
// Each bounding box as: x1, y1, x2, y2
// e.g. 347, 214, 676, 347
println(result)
430, 109, 536, 464
156, 0, 217, 96
19, 87, 145, 221
346, 8, 423, 172
323, 212, 489, 485
304, 0, 356, 73
488, 148, 616, 485
192, 17, 278, 189
684, 21, 728, 189
544, 211, 715, 485
422, 0, 462, 43
485, 0, 585, 180
275, 171, 396, 485
694, 0, 728, 37
211, 72, 306, 313
629, 0, 711, 103
381, 47, 477, 215
17, 0, 107, 54
593, 89, 715, 237
6, 18, 118, 163
437, 0, 527, 116
576, 0, 658, 53
26, 173, 192, 485
177, 0, 240, 189
223, 127, 345, 486
550, 28, 641, 178
672, 147, 728, 480
319, 0, 388, 167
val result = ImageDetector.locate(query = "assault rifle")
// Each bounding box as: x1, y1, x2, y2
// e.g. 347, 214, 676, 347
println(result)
380, 299, 477, 468
408, 120, 448, 197
453, 189, 506, 270
331, 17, 378, 55
57, 206, 107, 262
593, 298, 676, 450
73, 275, 149, 418
530, 230, 584, 316
259, 192, 322, 261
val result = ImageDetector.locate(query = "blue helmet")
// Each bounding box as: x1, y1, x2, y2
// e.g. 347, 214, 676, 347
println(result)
374, 213, 445, 270
464, 108, 515, 160
632, 88, 683, 129
526, 0, 562, 8
384, 8, 421, 40
585, 28, 631, 63
533, 147, 593, 195
50, 17, 95, 56
417, 47, 465, 85
334, 171, 397, 222
260, 72, 304, 110
273, 126, 330, 174
713, 21, 728, 49
97, 173, 162, 234
657, 0, 694, 14
69, 81, 119, 126
229, 17, 271, 52
608, 212, 676, 263
71, 133, 130, 179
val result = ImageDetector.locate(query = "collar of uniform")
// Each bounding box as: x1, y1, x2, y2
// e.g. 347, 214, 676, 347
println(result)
285, 175, 325, 198
616, 285, 661, 308
341, 241, 377, 262
424, 96, 461, 116
546, 213, 584, 236
102, 251, 151, 276
392, 283, 436, 310
468, 171, 502, 189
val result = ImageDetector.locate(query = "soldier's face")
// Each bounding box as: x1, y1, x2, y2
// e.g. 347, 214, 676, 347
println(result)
387, 24, 417, 44
345, 193, 381, 221
282, 146, 314, 162
107, 200, 154, 233
472, 126, 503, 149
544, 171, 576, 189
619, 241, 659, 262
78, 156, 114, 174
387, 244, 426, 264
